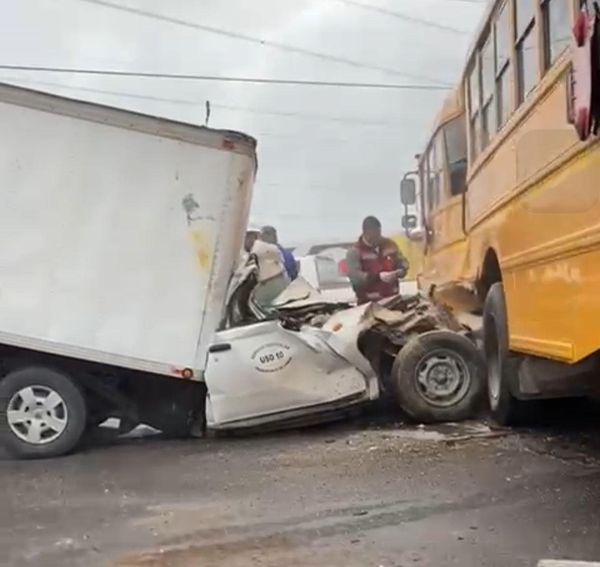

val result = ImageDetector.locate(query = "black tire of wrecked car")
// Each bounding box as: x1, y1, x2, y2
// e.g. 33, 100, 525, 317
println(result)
392, 330, 485, 423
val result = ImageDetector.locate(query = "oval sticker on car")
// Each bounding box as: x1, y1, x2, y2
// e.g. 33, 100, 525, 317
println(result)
251, 343, 292, 373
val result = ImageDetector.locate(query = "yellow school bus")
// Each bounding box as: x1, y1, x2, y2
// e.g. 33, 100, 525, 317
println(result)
401, 0, 600, 424
390, 233, 423, 281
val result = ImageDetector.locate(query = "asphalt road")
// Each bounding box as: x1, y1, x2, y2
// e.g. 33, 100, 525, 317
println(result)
2, 406, 600, 567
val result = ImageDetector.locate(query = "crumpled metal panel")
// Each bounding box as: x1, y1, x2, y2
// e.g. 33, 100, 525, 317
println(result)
367, 295, 463, 346
225, 261, 465, 350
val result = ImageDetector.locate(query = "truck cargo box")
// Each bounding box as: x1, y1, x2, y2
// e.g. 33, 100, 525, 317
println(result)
0, 82, 257, 378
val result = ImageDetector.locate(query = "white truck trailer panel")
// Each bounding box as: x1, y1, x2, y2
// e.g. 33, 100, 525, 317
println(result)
0, 83, 256, 377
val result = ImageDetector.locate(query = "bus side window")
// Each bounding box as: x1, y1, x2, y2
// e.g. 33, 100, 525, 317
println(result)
515, 0, 539, 105
468, 60, 481, 160
426, 146, 436, 214
481, 33, 496, 148
541, 0, 572, 71
419, 161, 430, 223
444, 116, 468, 196
425, 132, 445, 212
434, 132, 446, 204
495, 1, 512, 130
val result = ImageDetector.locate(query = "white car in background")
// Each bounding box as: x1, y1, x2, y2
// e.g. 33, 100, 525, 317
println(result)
297, 254, 419, 304
297, 255, 356, 304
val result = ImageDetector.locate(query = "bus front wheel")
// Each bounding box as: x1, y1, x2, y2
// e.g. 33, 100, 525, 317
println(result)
483, 283, 533, 425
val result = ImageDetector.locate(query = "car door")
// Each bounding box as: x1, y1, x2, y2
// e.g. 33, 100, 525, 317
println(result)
203, 305, 378, 429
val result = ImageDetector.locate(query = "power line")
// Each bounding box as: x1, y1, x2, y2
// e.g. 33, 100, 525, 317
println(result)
0, 64, 450, 91
215, 101, 418, 127
335, 0, 469, 34
2, 77, 423, 129
412, 0, 487, 3
78, 0, 450, 86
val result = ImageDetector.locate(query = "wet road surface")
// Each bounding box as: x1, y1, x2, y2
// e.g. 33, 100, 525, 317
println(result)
2, 406, 600, 567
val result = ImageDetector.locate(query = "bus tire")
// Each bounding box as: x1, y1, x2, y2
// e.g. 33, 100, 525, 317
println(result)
483, 283, 533, 425
0, 367, 87, 459
392, 330, 485, 423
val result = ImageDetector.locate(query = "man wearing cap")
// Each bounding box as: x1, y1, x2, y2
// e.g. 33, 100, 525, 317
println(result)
244, 226, 261, 255
260, 225, 298, 281
346, 216, 409, 304
237, 226, 260, 271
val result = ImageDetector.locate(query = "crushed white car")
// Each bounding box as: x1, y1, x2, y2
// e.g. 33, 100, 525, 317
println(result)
204, 263, 485, 431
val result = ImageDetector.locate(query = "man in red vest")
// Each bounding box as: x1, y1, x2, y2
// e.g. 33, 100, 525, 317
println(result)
346, 216, 409, 304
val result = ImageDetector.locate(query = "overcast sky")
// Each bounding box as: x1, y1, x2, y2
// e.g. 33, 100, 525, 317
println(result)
1, 0, 486, 245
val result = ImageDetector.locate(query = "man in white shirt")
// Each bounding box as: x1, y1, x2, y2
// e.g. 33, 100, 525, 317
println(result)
237, 226, 289, 312
250, 236, 290, 311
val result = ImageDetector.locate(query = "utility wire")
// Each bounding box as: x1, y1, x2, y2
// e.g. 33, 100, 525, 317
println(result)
403, 0, 486, 2
0, 64, 450, 90
77, 0, 450, 86
3, 77, 423, 129
408, 0, 487, 3
335, 0, 469, 34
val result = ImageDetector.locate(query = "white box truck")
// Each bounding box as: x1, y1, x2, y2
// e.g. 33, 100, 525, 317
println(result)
0, 82, 261, 458
0, 83, 485, 459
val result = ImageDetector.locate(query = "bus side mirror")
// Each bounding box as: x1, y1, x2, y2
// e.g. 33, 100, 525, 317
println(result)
402, 214, 418, 229
400, 178, 416, 205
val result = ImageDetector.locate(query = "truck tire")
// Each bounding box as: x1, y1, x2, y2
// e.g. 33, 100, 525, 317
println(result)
483, 283, 533, 425
0, 367, 87, 459
392, 330, 485, 423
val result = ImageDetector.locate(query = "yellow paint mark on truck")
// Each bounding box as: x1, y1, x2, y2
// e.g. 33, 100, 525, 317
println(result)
190, 229, 211, 271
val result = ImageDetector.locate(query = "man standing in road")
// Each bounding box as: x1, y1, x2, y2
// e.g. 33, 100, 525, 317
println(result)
346, 216, 409, 304
261, 225, 298, 281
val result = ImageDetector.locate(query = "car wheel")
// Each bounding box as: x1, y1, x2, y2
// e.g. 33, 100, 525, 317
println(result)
0, 367, 87, 459
392, 330, 485, 423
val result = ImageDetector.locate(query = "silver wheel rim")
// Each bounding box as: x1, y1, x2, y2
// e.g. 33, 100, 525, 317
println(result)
415, 348, 471, 408
7, 385, 68, 444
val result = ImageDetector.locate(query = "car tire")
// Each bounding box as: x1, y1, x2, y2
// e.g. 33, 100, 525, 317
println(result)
392, 330, 485, 423
0, 367, 87, 459
483, 283, 535, 426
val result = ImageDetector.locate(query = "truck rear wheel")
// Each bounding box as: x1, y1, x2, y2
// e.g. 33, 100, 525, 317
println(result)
392, 330, 485, 423
483, 283, 533, 425
0, 367, 87, 459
